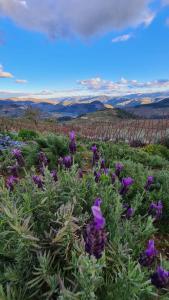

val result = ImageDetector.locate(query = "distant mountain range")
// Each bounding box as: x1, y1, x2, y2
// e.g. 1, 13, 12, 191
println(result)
0, 91, 169, 119
0, 99, 105, 118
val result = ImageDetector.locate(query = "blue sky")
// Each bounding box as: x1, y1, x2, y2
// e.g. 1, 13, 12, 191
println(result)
0, 0, 169, 98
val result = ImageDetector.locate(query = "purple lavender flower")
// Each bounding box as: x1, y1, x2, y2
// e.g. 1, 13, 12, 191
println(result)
32, 175, 43, 189
63, 156, 73, 169
6, 176, 18, 191
69, 131, 75, 141
111, 173, 116, 185
12, 149, 25, 167
94, 171, 101, 183
151, 267, 169, 289
139, 240, 158, 267
100, 159, 106, 169
38, 152, 48, 167
78, 169, 83, 179
10, 164, 19, 177
122, 204, 134, 219
148, 201, 163, 221
51, 170, 58, 182
91, 145, 97, 153
91, 145, 100, 166
115, 163, 124, 178
84, 199, 107, 259
119, 177, 134, 196
145, 176, 154, 191
69, 131, 76, 154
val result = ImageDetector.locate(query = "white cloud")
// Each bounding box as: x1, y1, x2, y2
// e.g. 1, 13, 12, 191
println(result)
78, 77, 169, 93
0, 0, 155, 38
112, 34, 132, 43
15, 79, 28, 84
0, 64, 13, 78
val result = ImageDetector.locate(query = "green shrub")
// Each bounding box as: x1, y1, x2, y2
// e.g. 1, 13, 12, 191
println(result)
18, 129, 39, 141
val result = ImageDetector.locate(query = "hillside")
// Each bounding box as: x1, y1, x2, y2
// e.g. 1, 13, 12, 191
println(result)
125, 98, 169, 119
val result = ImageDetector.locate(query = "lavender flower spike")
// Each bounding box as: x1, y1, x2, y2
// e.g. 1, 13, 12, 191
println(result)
91, 145, 100, 166
151, 267, 169, 289
6, 176, 18, 191
115, 162, 124, 178
94, 171, 101, 183
69, 131, 75, 141
51, 170, 58, 182
63, 156, 73, 169
12, 148, 25, 167
145, 176, 154, 191
32, 175, 43, 189
38, 151, 48, 167
122, 204, 134, 219
84, 199, 107, 259
120, 177, 134, 196
148, 201, 163, 220
69, 131, 76, 154
139, 240, 158, 267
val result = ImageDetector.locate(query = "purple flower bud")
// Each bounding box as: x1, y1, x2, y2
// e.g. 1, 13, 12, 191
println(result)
12, 149, 25, 167
139, 240, 158, 267
78, 169, 83, 179
94, 171, 101, 183
120, 177, 134, 196
148, 201, 163, 221
122, 204, 134, 219
115, 163, 124, 177
84, 199, 107, 259
151, 267, 169, 289
145, 176, 154, 191
111, 173, 116, 185
51, 170, 58, 182
32, 175, 43, 189
63, 156, 73, 169
6, 176, 18, 191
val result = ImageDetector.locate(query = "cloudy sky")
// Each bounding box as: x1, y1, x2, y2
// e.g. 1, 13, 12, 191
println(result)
0, 0, 169, 98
